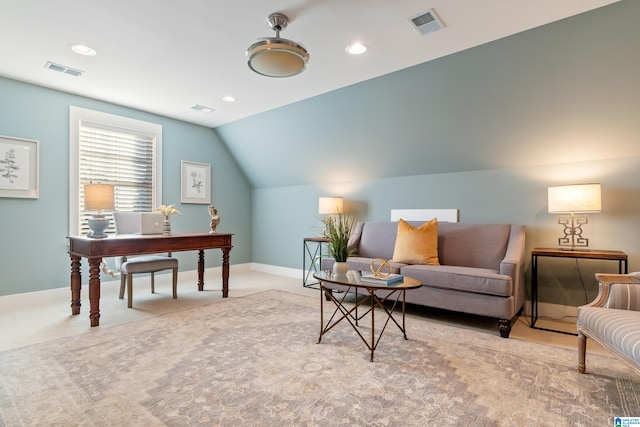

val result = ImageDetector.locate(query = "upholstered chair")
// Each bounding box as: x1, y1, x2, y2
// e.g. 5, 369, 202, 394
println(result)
577, 272, 640, 374
113, 212, 179, 308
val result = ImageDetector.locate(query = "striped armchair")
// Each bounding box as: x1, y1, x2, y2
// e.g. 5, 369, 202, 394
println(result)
577, 273, 640, 375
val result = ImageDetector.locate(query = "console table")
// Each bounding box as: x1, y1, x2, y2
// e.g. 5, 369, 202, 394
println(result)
68, 232, 233, 327
530, 247, 628, 334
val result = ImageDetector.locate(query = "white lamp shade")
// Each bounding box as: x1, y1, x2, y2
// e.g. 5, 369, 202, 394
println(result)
318, 197, 343, 215
548, 184, 601, 213
84, 183, 115, 211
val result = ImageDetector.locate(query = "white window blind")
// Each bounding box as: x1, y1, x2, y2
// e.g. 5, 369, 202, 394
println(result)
70, 106, 163, 237
78, 123, 155, 235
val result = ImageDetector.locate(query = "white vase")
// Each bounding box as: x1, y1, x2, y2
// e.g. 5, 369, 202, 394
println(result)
162, 218, 171, 236
333, 261, 349, 275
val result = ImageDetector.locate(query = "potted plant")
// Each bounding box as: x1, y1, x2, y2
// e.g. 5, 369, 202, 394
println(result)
324, 213, 356, 274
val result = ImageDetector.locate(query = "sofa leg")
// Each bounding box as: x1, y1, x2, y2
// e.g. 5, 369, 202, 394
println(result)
578, 332, 587, 374
498, 319, 511, 338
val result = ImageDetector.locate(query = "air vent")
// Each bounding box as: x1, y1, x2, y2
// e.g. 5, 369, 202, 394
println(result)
409, 8, 444, 35
191, 104, 215, 113
44, 61, 84, 77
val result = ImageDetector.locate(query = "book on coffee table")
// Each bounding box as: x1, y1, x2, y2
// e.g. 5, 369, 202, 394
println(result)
360, 273, 404, 286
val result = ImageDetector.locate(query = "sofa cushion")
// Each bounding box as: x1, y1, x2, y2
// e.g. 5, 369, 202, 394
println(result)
579, 307, 640, 366
437, 223, 510, 270
402, 265, 513, 297
392, 218, 440, 265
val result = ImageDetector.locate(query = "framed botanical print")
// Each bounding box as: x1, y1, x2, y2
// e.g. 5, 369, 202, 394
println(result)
0, 135, 39, 199
181, 160, 211, 204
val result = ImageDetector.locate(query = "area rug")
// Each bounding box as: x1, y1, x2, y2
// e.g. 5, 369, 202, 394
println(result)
0, 290, 638, 426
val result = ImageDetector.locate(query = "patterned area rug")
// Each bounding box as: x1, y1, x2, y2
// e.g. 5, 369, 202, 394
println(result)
0, 290, 638, 426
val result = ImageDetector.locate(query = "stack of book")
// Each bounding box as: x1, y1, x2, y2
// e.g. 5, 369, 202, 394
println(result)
360, 273, 404, 286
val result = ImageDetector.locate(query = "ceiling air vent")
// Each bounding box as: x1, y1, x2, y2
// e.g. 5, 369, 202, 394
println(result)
409, 8, 444, 35
191, 104, 215, 113
44, 61, 84, 77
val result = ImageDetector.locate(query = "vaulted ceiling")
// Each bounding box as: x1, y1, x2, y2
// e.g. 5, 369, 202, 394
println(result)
0, 0, 620, 129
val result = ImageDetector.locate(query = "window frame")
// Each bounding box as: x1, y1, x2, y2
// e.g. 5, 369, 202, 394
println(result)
69, 106, 163, 236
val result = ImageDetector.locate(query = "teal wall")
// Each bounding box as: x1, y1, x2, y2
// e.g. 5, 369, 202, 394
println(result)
0, 77, 252, 296
217, 0, 640, 306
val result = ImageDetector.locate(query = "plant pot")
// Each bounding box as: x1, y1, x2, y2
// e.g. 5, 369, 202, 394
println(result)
333, 261, 349, 275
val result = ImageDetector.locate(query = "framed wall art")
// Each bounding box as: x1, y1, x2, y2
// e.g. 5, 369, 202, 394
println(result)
181, 160, 211, 204
0, 135, 39, 199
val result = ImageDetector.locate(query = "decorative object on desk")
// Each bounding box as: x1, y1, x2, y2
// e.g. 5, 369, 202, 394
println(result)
84, 183, 114, 238
370, 258, 392, 278
181, 160, 211, 204
246, 12, 309, 78
0, 135, 39, 199
318, 196, 343, 237
548, 183, 601, 250
157, 204, 181, 236
208, 205, 220, 234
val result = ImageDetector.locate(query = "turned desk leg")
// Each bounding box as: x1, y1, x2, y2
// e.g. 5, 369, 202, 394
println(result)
70, 254, 82, 315
197, 250, 205, 291
88, 257, 102, 327
222, 248, 230, 298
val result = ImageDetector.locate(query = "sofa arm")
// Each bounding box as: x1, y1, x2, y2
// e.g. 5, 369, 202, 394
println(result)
499, 225, 525, 278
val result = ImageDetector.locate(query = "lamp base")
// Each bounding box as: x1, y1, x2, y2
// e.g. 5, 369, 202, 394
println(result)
88, 216, 110, 239
556, 213, 590, 250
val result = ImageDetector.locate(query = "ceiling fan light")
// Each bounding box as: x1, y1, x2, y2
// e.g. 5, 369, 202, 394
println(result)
247, 13, 309, 78
247, 38, 309, 78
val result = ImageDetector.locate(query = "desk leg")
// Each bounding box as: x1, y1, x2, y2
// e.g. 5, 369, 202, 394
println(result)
70, 254, 82, 315
222, 248, 230, 298
88, 257, 102, 327
197, 250, 205, 291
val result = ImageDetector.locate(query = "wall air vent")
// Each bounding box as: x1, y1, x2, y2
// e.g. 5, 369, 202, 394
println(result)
44, 61, 84, 77
409, 8, 445, 35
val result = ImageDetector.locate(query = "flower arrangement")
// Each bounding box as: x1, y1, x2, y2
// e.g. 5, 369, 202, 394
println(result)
157, 204, 181, 218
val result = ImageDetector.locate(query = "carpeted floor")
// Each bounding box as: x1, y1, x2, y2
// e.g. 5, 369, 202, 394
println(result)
0, 289, 638, 426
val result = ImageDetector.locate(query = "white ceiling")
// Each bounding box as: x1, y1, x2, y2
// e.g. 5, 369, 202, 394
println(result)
0, 0, 620, 128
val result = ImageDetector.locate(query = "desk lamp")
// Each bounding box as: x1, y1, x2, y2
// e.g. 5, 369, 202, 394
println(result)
548, 183, 601, 250
84, 183, 115, 238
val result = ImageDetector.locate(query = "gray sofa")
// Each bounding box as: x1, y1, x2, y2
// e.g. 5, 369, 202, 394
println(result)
321, 221, 526, 338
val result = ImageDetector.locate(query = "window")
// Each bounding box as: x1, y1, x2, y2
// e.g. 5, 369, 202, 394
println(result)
70, 106, 162, 236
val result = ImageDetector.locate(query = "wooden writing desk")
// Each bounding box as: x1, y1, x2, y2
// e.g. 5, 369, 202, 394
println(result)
68, 232, 233, 327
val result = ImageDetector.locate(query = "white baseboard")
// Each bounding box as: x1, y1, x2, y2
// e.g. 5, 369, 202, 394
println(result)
249, 263, 301, 279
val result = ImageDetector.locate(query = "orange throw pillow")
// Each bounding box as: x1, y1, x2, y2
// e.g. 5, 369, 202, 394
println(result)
392, 218, 440, 265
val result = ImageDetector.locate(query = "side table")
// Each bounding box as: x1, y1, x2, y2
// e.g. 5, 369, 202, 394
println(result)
530, 247, 628, 335
303, 237, 330, 288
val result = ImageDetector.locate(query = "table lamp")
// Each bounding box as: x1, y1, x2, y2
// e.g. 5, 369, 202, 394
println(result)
318, 197, 343, 236
84, 183, 115, 238
548, 183, 601, 250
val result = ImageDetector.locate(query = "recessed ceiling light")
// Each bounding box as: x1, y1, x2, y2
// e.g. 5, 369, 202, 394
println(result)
222, 95, 237, 103
191, 104, 214, 113
346, 42, 367, 55
71, 44, 97, 56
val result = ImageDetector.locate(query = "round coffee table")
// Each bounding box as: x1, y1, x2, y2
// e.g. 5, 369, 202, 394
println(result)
313, 270, 422, 362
